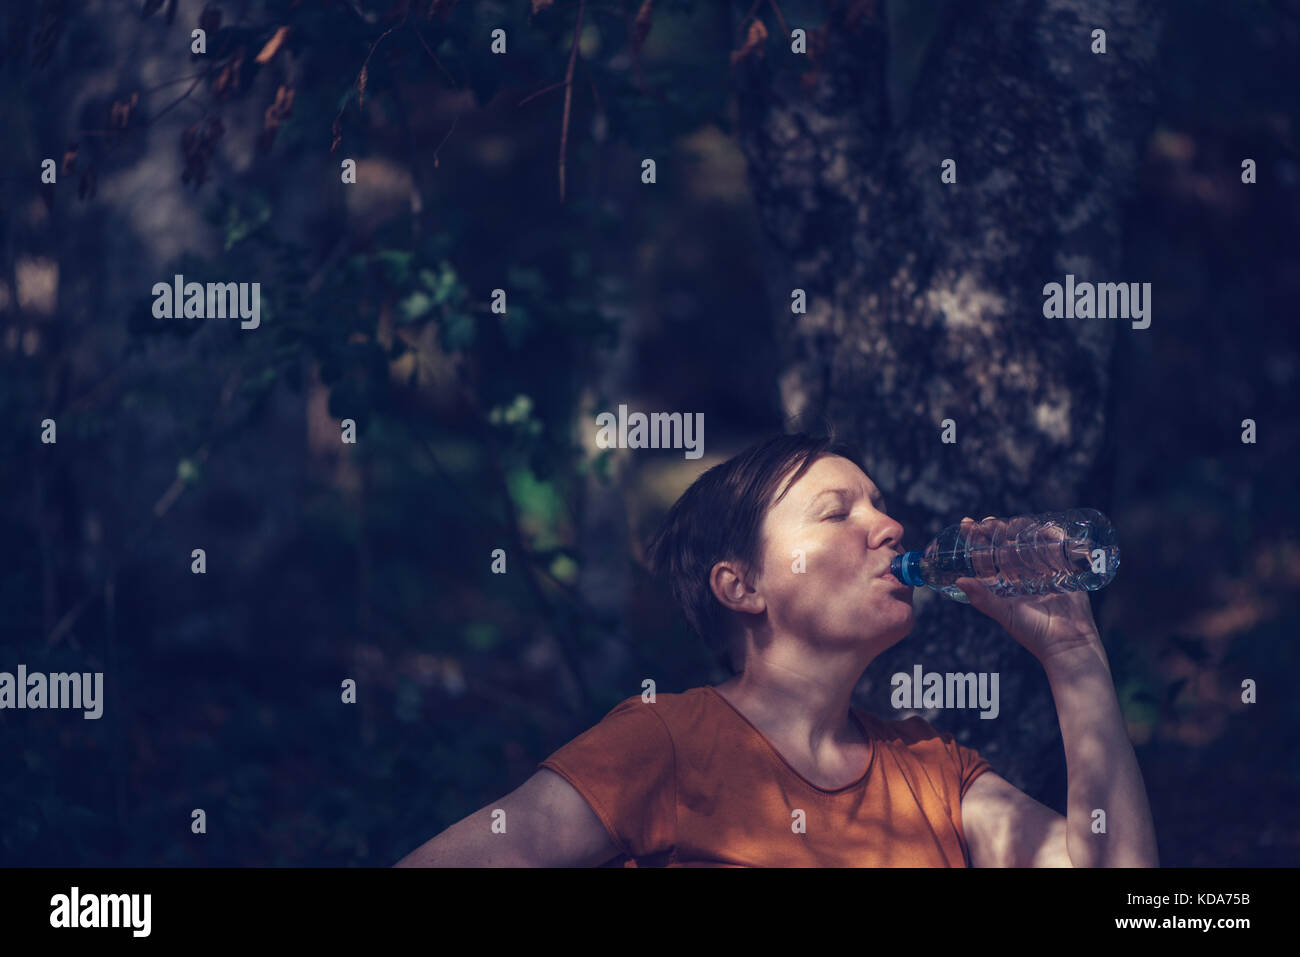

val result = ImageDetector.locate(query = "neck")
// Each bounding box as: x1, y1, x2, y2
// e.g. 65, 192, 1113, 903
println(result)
716, 648, 872, 757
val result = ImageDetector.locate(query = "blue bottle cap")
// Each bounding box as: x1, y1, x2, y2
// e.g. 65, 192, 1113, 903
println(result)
891, 552, 924, 587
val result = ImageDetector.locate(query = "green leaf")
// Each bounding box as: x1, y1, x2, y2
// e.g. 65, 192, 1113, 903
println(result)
399, 291, 433, 323
222, 194, 272, 251
375, 250, 413, 284
177, 458, 202, 485
430, 262, 460, 305
463, 622, 500, 652
548, 554, 578, 584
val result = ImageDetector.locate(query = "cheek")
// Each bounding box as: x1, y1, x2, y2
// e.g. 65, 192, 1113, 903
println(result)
803, 536, 858, 576
778, 539, 859, 598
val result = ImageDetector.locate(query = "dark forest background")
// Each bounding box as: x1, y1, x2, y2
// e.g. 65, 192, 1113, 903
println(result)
1, 0, 1297, 866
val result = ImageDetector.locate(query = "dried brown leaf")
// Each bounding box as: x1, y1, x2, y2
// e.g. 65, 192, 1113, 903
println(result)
255, 25, 291, 64
181, 116, 225, 187
211, 64, 231, 98
631, 0, 654, 56
211, 46, 246, 101
110, 91, 140, 129
730, 19, 768, 67
61, 144, 78, 175
259, 84, 295, 150
358, 64, 368, 107
33, 0, 64, 70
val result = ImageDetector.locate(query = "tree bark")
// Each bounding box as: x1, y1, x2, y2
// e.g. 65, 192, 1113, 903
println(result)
730, 0, 1163, 799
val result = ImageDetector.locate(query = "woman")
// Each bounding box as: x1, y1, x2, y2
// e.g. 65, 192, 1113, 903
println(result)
396, 432, 1158, 867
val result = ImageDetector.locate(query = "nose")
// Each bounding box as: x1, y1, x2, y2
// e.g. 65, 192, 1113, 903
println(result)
871, 511, 904, 552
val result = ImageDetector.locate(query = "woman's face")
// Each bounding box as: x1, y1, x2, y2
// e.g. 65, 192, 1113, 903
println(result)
749, 454, 914, 650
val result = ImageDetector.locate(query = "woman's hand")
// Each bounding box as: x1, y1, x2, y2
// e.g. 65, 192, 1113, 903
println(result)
952, 515, 1104, 669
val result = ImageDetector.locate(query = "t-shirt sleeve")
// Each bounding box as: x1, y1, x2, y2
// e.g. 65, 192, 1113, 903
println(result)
536, 696, 676, 860
897, 715, 995, 802
938, 726, 994, 800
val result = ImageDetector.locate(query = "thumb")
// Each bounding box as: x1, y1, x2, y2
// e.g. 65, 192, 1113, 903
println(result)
955, 577, 994, 610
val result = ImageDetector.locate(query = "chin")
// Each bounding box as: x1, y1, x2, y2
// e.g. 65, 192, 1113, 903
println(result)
878, 604, 915, 638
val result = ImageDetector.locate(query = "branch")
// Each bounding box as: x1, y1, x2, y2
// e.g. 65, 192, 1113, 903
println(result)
407, 21, 459, 88
559, 0, 586, 202
332, 23, 399, 145
46, 369, 243, 647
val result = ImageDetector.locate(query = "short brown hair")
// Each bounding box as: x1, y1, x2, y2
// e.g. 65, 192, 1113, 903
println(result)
645, 431, 868, 675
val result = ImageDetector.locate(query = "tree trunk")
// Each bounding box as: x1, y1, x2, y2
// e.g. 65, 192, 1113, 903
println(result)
730, 0, 1163, 800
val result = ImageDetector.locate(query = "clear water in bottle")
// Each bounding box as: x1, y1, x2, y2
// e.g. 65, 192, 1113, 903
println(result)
890, 508, 1120, 603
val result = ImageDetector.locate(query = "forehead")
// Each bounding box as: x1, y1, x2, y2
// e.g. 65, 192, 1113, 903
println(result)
776, 454, 880, 504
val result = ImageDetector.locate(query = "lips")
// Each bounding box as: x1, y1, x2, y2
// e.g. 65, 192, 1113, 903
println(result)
876, 555, 904, 579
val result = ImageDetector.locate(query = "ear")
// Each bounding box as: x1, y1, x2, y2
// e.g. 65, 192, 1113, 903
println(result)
709, 559, 766, 618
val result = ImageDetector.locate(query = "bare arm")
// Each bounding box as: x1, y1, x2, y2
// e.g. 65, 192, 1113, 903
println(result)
393, 767, 622, 867
962, 771, 1073, 867
955, 555, 1159, 868
1042, 641, 1159, 867
961, 641, 1159, 867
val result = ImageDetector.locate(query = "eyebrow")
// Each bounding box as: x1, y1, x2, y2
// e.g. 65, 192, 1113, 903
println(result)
807, 487, 885, 511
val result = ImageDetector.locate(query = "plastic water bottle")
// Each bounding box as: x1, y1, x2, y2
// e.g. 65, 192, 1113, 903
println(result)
889, 508, 1119, 603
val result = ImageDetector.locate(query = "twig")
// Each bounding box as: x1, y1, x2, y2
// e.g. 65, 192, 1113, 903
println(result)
518, 80, 568, 108
583, 57, 603, 115
400, 419, 593, 608
46, 369, 242, 647
139, 71, 211, 96
736, 0, 764, 39
407, 22, 459, 88
74, 64, 218, 140
332, 22, 399, 145
559, 0, 586, 202
438, 362, 593, 710
431, 112, 457, 168
150, 72, 208, 126
481, 427, 592, 713
766, 0, 791, 40
405, 19, 465, 167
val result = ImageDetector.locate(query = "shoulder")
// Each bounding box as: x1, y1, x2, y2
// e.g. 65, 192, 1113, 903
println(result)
854, 710, 984, 771
856, 710, 950, 747
595, 687, 715, 735
566, 688, 712, 742
563, 687, 728, 756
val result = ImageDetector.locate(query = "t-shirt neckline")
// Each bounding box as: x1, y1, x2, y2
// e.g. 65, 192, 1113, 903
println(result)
703, 685, 875, 793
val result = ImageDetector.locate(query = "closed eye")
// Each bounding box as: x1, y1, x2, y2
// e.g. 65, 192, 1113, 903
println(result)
823, 513, 849, 522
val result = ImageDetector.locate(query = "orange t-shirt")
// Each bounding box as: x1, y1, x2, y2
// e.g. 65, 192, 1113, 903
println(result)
537, 685, 994, 867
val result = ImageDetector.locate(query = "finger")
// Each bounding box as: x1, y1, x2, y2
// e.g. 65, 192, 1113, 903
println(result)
955, 577, 992, 610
